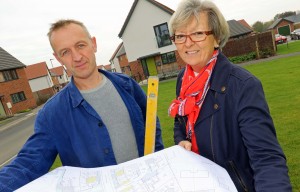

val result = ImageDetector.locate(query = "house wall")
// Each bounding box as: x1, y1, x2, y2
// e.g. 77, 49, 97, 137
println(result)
122, 0, 176, 62
32, 87, 55, 106
119, 54, 129, 68
111, 59, 122, 73
129, 60, 144, 82
274, 20, 293, 35
29, 76, 53, 92
222, 31, 275, 58
129, 50, 186, 82
57, 70, 69, 84
0, 68, 37, 115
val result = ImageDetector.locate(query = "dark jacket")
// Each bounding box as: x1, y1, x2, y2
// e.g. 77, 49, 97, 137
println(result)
0, 70, 164, 191
173, 53, 291, 191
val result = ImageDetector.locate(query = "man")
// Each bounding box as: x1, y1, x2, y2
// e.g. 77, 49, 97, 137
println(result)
0, 19, 164, 191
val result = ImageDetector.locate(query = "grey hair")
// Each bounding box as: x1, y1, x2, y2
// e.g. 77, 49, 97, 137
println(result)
47, 19, 91, 48
169, 0, 230, 48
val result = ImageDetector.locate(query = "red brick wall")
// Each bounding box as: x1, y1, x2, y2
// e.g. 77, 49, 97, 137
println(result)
0, 68, 37, 115
126, 50, 186, 82
129, 60, 144, 82
175, 50, 187, 68
119, 54, 129, 68
33, 87, 55, 106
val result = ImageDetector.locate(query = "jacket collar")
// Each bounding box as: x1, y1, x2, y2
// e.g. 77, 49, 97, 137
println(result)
209, 52, 233, 94
67, 69, 130, 108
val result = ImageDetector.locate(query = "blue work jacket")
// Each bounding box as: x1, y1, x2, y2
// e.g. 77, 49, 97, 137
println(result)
0, 70, 164, 191
173, 53, 291, 192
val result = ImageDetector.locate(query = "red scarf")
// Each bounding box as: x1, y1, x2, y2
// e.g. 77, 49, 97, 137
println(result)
168, 50, 219, 154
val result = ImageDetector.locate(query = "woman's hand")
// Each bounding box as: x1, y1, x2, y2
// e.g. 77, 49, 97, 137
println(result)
178, 140, 192, 151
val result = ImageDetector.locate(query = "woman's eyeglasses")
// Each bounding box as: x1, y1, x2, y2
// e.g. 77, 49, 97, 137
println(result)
170, 31, 213, 44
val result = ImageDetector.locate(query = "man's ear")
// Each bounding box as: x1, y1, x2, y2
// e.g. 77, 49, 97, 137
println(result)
91, 37, 97, 53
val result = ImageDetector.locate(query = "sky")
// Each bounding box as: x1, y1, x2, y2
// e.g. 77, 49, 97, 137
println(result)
0, 0, 299, 68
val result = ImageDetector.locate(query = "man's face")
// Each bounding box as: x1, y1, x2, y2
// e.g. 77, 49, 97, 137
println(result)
50, 23, 98, 81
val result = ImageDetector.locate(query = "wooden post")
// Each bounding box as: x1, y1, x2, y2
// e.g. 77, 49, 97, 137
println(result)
144, 76, 159, 155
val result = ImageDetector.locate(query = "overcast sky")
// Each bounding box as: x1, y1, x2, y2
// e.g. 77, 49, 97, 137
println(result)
0, 0, 299, 68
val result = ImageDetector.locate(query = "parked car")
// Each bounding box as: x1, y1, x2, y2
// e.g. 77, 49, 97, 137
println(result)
275, 34, 287, 44
290, 29, 300, 40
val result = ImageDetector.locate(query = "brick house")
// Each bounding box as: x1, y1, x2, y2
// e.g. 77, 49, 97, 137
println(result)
0, 47, 36, 117
117, 0, 184, 82
109, 42, 123, 73
268, 14, 300, 36
49, 66, 70, 92
114, 0, 256, 82
24, 62, 55, 105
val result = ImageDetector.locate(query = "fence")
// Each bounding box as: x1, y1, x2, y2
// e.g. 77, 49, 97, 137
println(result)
222, 31, 276, 59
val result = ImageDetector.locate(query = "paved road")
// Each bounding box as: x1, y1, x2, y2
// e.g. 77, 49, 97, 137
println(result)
0, 114, 35, 167
0, 106, 41, 168
0, 105, 42, 132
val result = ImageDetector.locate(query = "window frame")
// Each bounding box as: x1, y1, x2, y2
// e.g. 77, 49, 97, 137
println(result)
10, 91, 26, 104
0, 69, 19, 82
154, 22, 172, 48
161, 51, 176, 64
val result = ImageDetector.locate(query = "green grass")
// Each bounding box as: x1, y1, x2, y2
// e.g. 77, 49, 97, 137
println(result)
277, 40, 300, 55
145, 56, 300, 190
50, 45, 300, 190
142, 79, 177, 147
242, 55, 300, 190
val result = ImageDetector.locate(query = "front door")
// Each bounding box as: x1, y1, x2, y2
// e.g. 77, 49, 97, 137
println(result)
141, 57, 158, 79
0, 100, 6, 117
146, 57, 157, 76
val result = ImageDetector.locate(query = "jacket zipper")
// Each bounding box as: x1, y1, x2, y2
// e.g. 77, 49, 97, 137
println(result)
210, 92, 217, 162
210, 115, 216, 162
229, 161, 248, 192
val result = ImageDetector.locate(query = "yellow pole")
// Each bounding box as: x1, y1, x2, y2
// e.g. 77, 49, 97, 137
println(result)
144, 76, 159, 155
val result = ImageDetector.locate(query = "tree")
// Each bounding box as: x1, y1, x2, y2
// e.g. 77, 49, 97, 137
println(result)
262, 20, 274, 32
274, 11, 296, 20
252, 21, 264, 32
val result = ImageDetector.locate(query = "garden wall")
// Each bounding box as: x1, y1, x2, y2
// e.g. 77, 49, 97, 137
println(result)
222, 31, 276, 59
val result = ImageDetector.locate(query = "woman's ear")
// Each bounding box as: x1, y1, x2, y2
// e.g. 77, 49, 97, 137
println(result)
214, 38, 220, 48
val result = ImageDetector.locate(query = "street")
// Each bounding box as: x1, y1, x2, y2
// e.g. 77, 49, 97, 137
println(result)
0, 113, 36, 168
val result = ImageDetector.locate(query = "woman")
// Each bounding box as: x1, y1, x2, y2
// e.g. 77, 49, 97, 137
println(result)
168, 0, 292, 191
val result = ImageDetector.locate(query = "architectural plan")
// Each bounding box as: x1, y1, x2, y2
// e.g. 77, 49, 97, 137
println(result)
15, 145, 237, 192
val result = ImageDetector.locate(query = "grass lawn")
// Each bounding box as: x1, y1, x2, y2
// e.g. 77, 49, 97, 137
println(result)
277, 39, 300, 55
50, 43, 300, 190
242, 55, 300, 190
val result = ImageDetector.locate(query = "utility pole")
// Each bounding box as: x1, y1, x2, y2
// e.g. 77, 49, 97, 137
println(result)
50, 59, 54, 68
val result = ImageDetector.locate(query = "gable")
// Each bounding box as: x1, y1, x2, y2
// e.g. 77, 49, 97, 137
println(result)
25, 62, 49, 80
0, 47, 26, 71
118, 0, 174, 38
109, 42, 123, 62
118, 0, 176, 62
268, 14, 300, 30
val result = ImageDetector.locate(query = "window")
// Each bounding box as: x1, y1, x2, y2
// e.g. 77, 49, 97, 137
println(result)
0, 69, 18, 82
161, 51, 176, 64
154, 23, 172, 48
121, 67, 125, 73
10, 92, 26, 103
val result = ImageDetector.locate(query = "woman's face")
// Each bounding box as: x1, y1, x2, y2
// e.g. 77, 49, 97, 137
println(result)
174, 12, 219, 72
